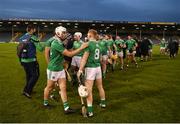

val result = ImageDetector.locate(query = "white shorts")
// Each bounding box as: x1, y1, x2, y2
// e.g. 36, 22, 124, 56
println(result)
117, 51, 124, 58
85, 66, 102, 80
149, 49, 152, 53
47, 69, 66, 81
160, 47, 165, 50
71, 56, 82, 68
102, 55, 108, 61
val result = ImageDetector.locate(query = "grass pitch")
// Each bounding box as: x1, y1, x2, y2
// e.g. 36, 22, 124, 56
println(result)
0, 43, 180, 123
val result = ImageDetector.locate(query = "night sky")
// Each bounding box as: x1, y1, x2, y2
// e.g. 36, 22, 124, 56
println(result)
0, 0, 180, 22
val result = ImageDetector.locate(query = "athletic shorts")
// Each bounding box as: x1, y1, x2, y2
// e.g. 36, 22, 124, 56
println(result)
85, 66, 102, 80
47, 69, 66, 81
102, 55, 108, 61
160, 47, 165, 50
127, 50, 136, 55
117, 51, 124, 58
71, 56, 82, 68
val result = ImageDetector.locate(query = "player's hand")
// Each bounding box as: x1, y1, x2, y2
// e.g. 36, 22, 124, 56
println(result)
77, 70, 83, 81
80, 42, 89, 50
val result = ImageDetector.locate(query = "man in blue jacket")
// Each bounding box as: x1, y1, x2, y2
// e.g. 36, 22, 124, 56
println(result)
19, 24, 44, 98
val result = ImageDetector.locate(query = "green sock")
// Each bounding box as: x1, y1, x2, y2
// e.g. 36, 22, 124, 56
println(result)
44, 100, 48, 106
87, 105, 93, 113
103, 71, 106, 78
103, 71, 106, 75
63, 101, 69, 111
100, 99, 106, 105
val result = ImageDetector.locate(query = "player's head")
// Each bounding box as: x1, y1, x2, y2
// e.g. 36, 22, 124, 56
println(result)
26, 24, 36, 34
116, 36, 120, 40
108, 35, 112, 40
55, 26, 67, 41
87, 29, 98, 41
74, 32, 82, 41
104, 35, 109, 40
128, 35, 132, 40
144, 37, 147, 40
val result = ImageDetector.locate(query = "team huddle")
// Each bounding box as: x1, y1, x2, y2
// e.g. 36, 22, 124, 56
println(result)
18, 24, 178, 117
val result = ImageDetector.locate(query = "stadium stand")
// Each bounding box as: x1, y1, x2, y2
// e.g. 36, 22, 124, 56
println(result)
0, 19, 179, 43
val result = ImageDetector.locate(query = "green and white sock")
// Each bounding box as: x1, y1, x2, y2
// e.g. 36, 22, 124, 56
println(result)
100, 99, 106, 106
44, 100, 49, 106
87, 104, 93, 113
63, 101, 70, 111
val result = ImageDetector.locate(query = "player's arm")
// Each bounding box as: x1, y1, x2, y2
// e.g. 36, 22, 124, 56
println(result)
134, 41, 138, 50
62, 42, 88, 57
100, 54, 103, 64
123, 41, 126, 48
113, 44, 117, 53
77, 51, 89, 77
108, 46, 112, 53
45, 47, 50, 64
31, 35, 45, 52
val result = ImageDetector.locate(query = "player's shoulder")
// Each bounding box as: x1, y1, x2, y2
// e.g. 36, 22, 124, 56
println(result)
19, 33, 30, 42
88, 40, 99, 47
73, 40, 77, 44
51, 38, 63, 47
46, 37, 55, 43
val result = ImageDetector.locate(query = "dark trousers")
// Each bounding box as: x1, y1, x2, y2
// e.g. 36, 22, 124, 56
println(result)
170, 49, 176, 58
123, 48, 126, 59
21, 61, 40, 94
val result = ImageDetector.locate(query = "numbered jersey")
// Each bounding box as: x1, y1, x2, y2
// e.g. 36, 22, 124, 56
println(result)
85, 40, 101, 68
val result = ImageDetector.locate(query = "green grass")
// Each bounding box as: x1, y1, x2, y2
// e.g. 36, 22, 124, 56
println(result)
0, 43, 180, 123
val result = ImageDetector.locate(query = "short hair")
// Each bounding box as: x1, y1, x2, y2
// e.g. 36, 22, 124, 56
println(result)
26, 24, 36, 32
88, 29, 98, 40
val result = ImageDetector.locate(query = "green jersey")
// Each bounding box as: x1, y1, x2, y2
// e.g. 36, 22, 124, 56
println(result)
47, 39, 65, 71
115, 39, 125, 52
73, 40, 84, 56
126, 39, 136, 50
98, 40, 108, 55
85, 40, 101, 68
107, 40, 114, 50
160, 41, 165, 47
45, 37, 55, 47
